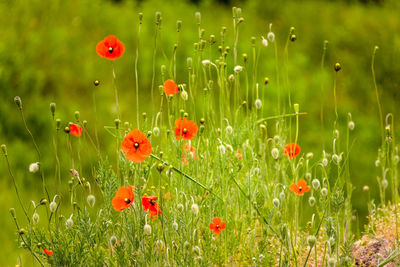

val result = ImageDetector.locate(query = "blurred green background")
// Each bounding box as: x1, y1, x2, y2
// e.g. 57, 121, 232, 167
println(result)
1, 0, 400, 265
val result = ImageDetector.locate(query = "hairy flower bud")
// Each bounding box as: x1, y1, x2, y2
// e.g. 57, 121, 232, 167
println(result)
321, 188, 328, 196
32, 212, 40, 224
144, 224, 152, 235
87, 195, 96, 208
49, 201, 57, 213
191, 203, 199, 215
110, 235, 117, 246
272, 198, 280, 208
234, 65, 243, 73
348, 121, 355, 130
271, 148, 279, 159
307, 235, 316, 246
308, 196, 316, 207
255, 99, 262, 110
312, 179, 320, 190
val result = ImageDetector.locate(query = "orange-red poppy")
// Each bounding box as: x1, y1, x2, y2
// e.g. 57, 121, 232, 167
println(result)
69, 124, 82, 137
289, 179, 310, 196
43, 248, 53, 256
142, 196, 162, 219
121, 129, 152, 163
236, 149, 242, 160
175, 118, 198, 140
163, 79, 179, 96
164, 192, 172, 201
284, 143, 301, 158
182, 144, 196, 164
209, 217, 226, 235
112, 186, 135, 211
96, 35, 125, 60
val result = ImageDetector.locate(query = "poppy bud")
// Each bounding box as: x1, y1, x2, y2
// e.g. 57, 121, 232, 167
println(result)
308, 196, 316, 207
144, 224, 152, 235
110, 235, 118, 246
279, 191, 285, 200
49, 201, 57, 213
153, 127, 160, 137
40, 198, 48, 205
94, 80, 100, 86
177, 203, 184, 212
226, 145, 233, 153
157, 163, 165, 173
293, 103, 299, 113
14, 96, 22, 110
1, 144, 7, 155
267, 31, 275, 43
184, 241, 191, 250
187, 57, 193, 70
87, 195, 96, 208
238, 17, 244, 23
33, 212, 39, 224
271, 148, 279, 159
66, 215, 74, 229
142, 112, 147, 120
74, 111, 80, 121
50, 103, 56, 118
56, 118, 61, 130
307, 235, 316, 246
306, 152, 313, 159
234, 65, 243, 73
272, 198, 280, 208
382, 179, 388, 189
305, 172, 311, 180
155, 11, 162, 25
363, 185, 369, 191
334, 63, 341, 72
166, 165, 173, 177
327, 258, 335, 266
261, 37, 268, 47
218, 145, 226, 155
333, 129, 339, 139
114, 119, 120, 129
18, 228, 26, 235
9, 208, 16, 218
176, 20, 182, 32
322, 158, 328, 166
195, 12, 201, 25
191, 203, 199, 215
332, 154, 340, 165
348, 121, 355, 130
321, 188, 328, 196
29, 162, 40, 173
312, 179, 320, 190
193, 246, 201, 256
181, 90, 188, 101
172, 221, 178, 231
255, 99, 262, 110
225, 125, 233, 135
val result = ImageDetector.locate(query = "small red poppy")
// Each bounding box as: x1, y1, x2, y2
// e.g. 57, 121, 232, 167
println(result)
96, 35, 125, 60
236, 149, 242, 160
284, 143, 301, 158
121, 129, 152, 163
142, 196, 162, 219
163, 79, 179, 96
209, 217, 226, 235
69, 124, 82, 137
43, 248, 53, 256
289, 179, 310, 196
112, 186, 135, 211
182, 144, 196, 165
174, 118, 198, 140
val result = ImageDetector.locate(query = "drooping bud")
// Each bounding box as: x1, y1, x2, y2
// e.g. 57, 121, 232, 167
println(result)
312, 179, 320, 190
14, 96, 22, 110
87, 195, 96, 208
321, 188, 328, 196
272, 198, 280, 208
255, 99, 262, 110
110, 235, 118, 246
271, 148, 279, 159
144, 224, 152, 235
261, 36, 268, 47
348, 121, 355, 130
50, 201, 57, 213
308, 196, 316, 207
191, 203, 199, 215
1, 144, 7, 155
307, 235, 316, 246
50, 103, 56, 118
33, 212, 40, 224
177, 203, 184, 212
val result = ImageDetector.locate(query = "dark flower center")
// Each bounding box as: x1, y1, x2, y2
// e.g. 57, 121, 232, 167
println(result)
134, 142, 139, 148
183, 128, 188, 134
108, 47, 114, 53
298, 186, 302, 191
150, 199, 156, 206
124, 198, 131, 204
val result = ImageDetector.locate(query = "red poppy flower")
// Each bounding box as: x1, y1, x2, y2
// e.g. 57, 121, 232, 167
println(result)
209, 217, 226, 235
43, 248, 53, 256
284, 143, 301, 158
69, 123, 82, 137
289, 179, 310, 196
236, 149, 242, 160
96, 35, 125, 60
142, 196, 161, 219
174, 118, 198, 140
112, 186, 135, 211
121, 129, 152, 163
182, 144, 196, 164
163, 79, 179, 96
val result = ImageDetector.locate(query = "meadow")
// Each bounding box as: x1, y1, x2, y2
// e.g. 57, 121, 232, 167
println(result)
1, 0, 400, 265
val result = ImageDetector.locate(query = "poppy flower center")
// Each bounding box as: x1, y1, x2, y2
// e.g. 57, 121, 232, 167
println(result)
108, 47, 114, 53
183, 128, 188, 134
298, 186, 302, 191
134, 142, 139, 148
150, 199, 156, 206
124, 198, 131, 204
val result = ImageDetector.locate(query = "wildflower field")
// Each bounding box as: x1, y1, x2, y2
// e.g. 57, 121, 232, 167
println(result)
2, 0, 400, 266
